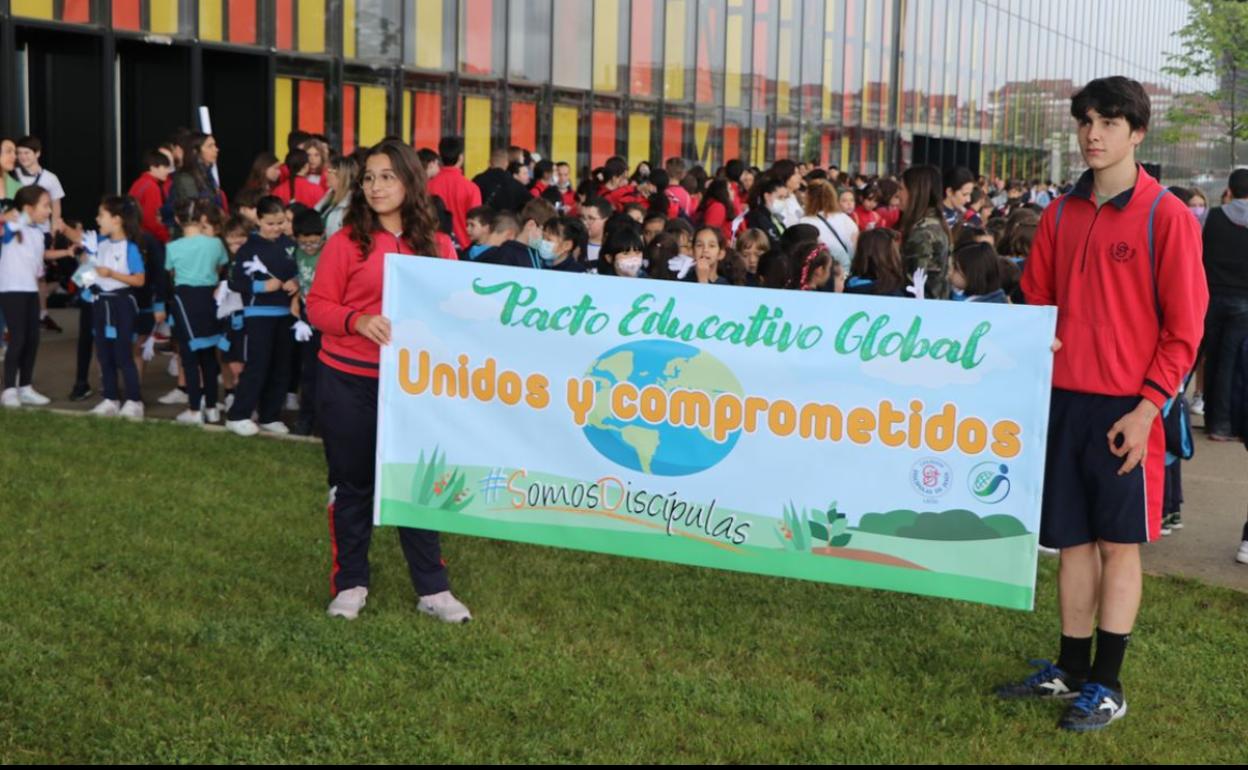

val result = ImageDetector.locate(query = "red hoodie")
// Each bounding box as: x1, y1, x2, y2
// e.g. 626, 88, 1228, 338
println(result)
1021, 166, 1208, 410
308, 227, 457, 379
603, 183, 646, 212
426, 167, 482, 249
127, 172, 170, 243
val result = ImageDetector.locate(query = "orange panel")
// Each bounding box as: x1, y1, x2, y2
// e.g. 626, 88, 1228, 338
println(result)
414, 93, 443, 150
662, 117, 684, 161
297, 80, 325, 135
591, 111, 616, 168
510, 102, 537, 153
723, 124, 741, 162
112, 0, 140, 28
342, 86, 358, 154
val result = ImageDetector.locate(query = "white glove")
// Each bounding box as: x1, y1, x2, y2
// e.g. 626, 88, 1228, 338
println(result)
81, 230, 99, 256
905, 268, 928, 300
73, 264, 99, 288
140, 335, 157, 362
214, 280, 244, 319
242, 256, 268, 277
292, 320, 313, 342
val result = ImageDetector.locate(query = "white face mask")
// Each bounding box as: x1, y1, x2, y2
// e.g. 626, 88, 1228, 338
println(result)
615, 255, 643, 277
768, 198, 787, 216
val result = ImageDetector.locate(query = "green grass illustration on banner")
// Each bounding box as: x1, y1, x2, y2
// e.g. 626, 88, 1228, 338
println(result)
409, 448, 474, 512
778, 501, 852, 551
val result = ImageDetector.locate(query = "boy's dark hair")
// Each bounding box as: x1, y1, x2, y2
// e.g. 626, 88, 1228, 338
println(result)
533, 159, 554, 181
256, 195, 285, 218
221, 214, 253, 238
1228, 169, 1248, 199
584, 197, 614, 220
519, 198, 557, 228
507, 160, 527, 177
417, 147, 440, 168
287, 202, 311, 218
293, 208, 325, 237
17, 135, 42, 154
287, 130, 312, 153
942, 166, 975, 196
663, 217, 695, 242
234, 187, 264, 211
953, 242, 1002, 296
603, 157, 629, 182
143, 149, 172, 169
466, 205, 495, 224
543, 215, 588, 261
1070, 76, 1150, 131
438, 136, 465, 167
491, 211, 520, 237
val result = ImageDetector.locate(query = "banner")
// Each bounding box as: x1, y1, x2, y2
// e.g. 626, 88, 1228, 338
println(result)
376, 258, 1057, 610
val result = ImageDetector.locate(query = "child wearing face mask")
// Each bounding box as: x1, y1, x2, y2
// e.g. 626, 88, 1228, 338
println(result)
599, 227, 647, 278
662, 218, 696, 279
541, 216, 588, 273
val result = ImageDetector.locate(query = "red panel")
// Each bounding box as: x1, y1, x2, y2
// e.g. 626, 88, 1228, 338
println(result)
696, 3, 716, 104
463, 0, 494, 75
591, 111, 616, 168
276, 0, 293, 50
662, 117, 684, 162
112, 0, 141, 29
229, 0, 258, 44
774, 129, 789, 160
752, 0, 769, 111
414, 93, 443, 149
342, 86, 358, 155
820, 132, 832, 167
723, 125, 741, 162
298, 80, 326, 135
63, 0, 91, 23
630, 0, 654, 97
510, 102, 537, 154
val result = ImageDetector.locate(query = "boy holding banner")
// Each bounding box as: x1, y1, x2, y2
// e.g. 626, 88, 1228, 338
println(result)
1002, 77, 1207, 731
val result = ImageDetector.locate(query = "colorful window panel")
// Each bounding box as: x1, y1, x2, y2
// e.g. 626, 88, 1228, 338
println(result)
724, 0, 753, 111
593, 0, 629, 93
342, 83, 389, 155
459, 95, 494, 177
696, 0, 726, 106
12, 0, 93, 23
751, 0, 777, 114
551, 105, 581, 184
347, 0, 402, 61
630, 0, 664, 98
405, 90, 444, 150
664, 0, 697, 101
510, 101, 538, 154
274, 77, 327, 157
591, 110, 617, 168
112, 0, 183, 33
460, 0, 505, 77
199, 0, 260, 45
275, 0, 327, 53
552, 0, 591, 90
407, 0, 456, 71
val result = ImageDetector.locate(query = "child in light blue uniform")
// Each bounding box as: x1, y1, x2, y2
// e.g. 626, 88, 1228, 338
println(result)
87, 196, 147, 419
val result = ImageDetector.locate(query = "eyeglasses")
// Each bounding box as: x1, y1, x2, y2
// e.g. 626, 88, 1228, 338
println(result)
360, 171, 401, 189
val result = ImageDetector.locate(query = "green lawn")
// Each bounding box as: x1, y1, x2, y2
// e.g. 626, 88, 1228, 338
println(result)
1, 410, 1244, 763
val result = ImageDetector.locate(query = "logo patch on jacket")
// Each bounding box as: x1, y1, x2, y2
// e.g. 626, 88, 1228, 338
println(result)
1109, 242, 1136, 263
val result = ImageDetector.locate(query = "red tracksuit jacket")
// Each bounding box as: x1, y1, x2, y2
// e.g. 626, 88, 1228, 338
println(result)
127, 172, 170, 243
1021, 166, 1208, 411
308, 227, 457, 379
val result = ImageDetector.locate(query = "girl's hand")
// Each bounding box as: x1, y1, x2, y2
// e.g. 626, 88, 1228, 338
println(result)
96, 266, 113, 279
282, 279, 300, 296
264, 277, 282, 292
695, 254, 713, 283
354, 314, 391, 346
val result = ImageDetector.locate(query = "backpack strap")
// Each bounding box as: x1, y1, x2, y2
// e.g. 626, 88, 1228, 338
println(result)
1146, 189, 1168, 323
1052, 195, 1070, 239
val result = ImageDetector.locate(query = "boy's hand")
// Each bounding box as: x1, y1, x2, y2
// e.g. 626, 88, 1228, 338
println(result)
282, 279, 300, 296
354, 314, 391, 346
1107, 399, 1160, 475
264, 277, 282, 292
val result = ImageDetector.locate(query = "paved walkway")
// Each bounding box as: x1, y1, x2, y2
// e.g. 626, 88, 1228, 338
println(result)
9, 307, 1248, 593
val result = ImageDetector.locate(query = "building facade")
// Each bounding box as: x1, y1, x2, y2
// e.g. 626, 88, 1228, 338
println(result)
0, 0, 1224, 223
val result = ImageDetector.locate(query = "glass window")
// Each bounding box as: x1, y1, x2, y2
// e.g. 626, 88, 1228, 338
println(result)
274, 76, 327, 157
591, 109, 618, 167
822, 0, 841, 125
664, 0, 697, 101
842, 0, 861, 127
697, 0, 727, 105
276, 0, 327, 53
551, 102, 583, 182
553, 0, 592, 89
509, 0, 553, 82
751, 0, 778, 115
879, 0, 896, 130
460, 0, 506, 76
408, 0, 456, 70
776, 0, 800, 117
110, 0, 187, 34
404, 85, 445, 150
200, 0, 260, 45
459, 92, 500, 176
349, 0, 401, 61
628, 111, 654, 169
511, 99, 539, 154
630, 0, 665, 98
13, 0, 95, 23
800, 0, 824, 122
725, 0, 753, 111
662, 114, 689, 162
694, 108, 720, 168
593, 0, 629, 93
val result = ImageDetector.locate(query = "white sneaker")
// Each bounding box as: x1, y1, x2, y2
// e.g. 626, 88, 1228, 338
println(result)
224, 393, 235, 410
1189, 394, 1204, 416
119, 401, 145, 421
166, 356, 179, 378
175, 409, 203, 425
327, 586, 369, 620
203, 406, 221, 424
157, 387, 188, 405
90, 399, 121, 417
1, 388, 20, 409
417, 591, 472, 624
1237, 541, 1248, 565
226, 419, 259, 437
284, 393, 299, 411
18, 386, 50, 406
259, 421, 290, 435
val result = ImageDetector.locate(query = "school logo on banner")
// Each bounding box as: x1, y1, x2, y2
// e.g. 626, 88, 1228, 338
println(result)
969, 462, 1011, 504
911, 458, 953, 502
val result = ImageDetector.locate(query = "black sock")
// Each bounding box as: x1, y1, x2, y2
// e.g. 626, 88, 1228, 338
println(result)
1089, 629, 1130, 691
178, 385, 187, 393
1241, 520, 1248, 542
1057, 634, 1092, 680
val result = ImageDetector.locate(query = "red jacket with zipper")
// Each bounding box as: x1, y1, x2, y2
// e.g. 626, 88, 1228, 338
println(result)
1021, 166, 1208, 410
308, 227, 457, 379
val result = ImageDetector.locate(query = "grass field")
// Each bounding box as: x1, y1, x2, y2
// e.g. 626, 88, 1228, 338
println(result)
1, 410, 1245, 763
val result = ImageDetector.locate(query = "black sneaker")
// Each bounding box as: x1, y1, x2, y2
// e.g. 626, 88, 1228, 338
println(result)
995, 659, 1085, 700
1058, 682, 1127, 732
69, 383, 93, 402
290, 419, 316, 437
41, 315, 63, 333
1169, 512, 1183, 530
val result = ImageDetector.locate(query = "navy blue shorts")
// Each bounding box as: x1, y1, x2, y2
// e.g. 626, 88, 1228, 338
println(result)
1040, 388, 1166, 548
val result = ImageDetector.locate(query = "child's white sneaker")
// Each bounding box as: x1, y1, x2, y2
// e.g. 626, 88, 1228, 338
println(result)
119, 401, 145, 421
284, 393, 299, 411
226, 419, 259, 437
157, 387, 188, 405
175, 409, 203, 425
203, 406, 221, 424
259, 421, 290, 435
90, 399, 120, 417
417, 591, 472, 624
18, 386, 50, 405
1, 388, 20, 409
327, 586, 368, 620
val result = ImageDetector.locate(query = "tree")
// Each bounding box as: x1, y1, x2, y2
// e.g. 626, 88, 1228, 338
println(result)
1162, 0, 1248, 166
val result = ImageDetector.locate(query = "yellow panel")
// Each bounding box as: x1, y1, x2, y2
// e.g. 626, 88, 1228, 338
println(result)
593, 0, 619, 92
627, 115, 651, 170
344, 0, 357, 58
199, 0, 224, 41
861, 0, 872, 126
403, 92, 413, 144
463, 97, 492, 179
877, 138, 885, 172
752, 128, 765, 168
777, 0, 792, 115
12, 0, 54, 19
822, 0, 834, 122
664, 0, 685, 100
695, 120, 712, 169
359, 86, 388, 147
298, 0, 326, 53
415, 0, 443, 69
150, 0, 179, 34
725, 2, 743, 110
840, 135, 850, 170
274, 78, 294, 159
552, 106, 579, 185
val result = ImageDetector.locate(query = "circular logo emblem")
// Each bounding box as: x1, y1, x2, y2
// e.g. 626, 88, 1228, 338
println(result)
1109, 241, 1135, 263
968, 462, 1011, 504
910, 458, 953, 502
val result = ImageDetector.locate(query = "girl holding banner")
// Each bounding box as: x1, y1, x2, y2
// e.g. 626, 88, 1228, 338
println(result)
306, 140, 471, 623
